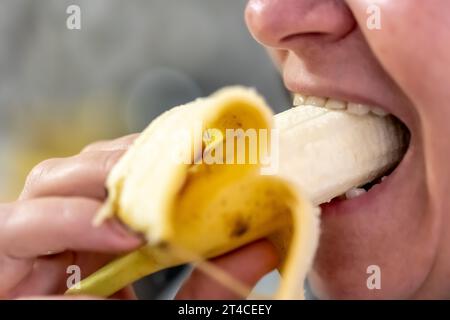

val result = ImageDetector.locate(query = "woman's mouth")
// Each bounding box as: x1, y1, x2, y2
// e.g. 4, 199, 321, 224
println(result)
290, 93, 412, 216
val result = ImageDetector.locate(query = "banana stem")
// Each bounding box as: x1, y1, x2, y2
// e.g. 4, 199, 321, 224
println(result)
65, 248, 173, 297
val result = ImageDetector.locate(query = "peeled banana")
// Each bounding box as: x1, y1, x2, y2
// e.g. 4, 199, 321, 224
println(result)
276, 104, 408, 205
65, 86, 407, 299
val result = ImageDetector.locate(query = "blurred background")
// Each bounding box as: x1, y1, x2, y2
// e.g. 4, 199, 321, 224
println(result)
0, 0, 290, 298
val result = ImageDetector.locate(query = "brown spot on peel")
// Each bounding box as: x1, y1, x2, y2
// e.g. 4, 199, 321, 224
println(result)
230, 217, 249, 237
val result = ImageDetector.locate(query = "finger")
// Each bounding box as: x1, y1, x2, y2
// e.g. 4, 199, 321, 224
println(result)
20, 134, 139, 201
0, 198, 142, 259
71, 252, 118, 282
176, 240, 279, 300
11, 252, 118, 297
20, 150, 125, 200
9, 252, 75, 298
81, 134, 139, 153
73, 253, 137, 299
0, 254, 34, 297
109, 286, 137, 300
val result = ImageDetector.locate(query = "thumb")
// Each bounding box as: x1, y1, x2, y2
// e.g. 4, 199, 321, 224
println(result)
175, 240, 280, 300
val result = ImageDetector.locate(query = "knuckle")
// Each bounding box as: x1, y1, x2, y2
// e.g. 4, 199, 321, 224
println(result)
81, 134, 138, 154
81, 140, 108, 153
100, 151, 123, 174
23, 159, 60, 193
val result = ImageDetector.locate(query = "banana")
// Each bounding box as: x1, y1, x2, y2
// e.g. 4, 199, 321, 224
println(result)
276, 105, 408, 205
65, 86, 407, 299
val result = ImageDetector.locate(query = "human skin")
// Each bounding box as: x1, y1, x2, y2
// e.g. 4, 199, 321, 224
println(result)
2, 0, 449, 301
245, 0, 450, 299
0, 134, 279, 299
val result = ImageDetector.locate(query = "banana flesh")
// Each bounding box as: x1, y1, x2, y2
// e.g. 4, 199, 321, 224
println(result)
66, 86, 407, 299
276, 105, 408, 205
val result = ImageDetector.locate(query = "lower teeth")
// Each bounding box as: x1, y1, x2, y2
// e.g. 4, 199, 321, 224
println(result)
345, 188, 367, 199
344, 175, 389, 200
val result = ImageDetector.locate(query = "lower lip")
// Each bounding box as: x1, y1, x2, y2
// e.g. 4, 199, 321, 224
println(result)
319, 142, 413, 216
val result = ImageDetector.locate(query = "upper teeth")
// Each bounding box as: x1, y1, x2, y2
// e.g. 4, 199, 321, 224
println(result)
305, 96, 327, 107
293, 94, 389, 117
347, 103, 370, 116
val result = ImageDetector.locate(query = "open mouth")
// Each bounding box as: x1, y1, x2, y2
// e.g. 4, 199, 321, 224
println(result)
291, 93, 412, 212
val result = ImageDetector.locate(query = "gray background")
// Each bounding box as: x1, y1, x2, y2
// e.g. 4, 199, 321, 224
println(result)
0, 0, 290, 201
0, 0, 291, 298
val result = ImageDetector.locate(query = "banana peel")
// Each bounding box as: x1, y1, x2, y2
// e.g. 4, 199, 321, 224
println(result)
66, 86, 408, 299
65, 87, 320, 299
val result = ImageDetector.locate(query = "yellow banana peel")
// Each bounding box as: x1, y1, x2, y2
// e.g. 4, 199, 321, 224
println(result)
66, 87, 320, 299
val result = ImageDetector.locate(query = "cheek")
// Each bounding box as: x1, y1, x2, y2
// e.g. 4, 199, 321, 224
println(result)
346, 0, 450, 210
345, 0, 450, 104
265, 48, 287, 71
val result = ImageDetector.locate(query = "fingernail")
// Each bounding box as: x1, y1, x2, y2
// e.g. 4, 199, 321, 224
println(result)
108, 219, 144, 245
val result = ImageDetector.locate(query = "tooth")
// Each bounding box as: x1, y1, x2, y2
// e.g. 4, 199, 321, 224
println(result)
293, 94, 306, 106
325, 99, 347, 110
371, 107, 389, 117
305, 96, 327, 108
347, 103, 370, 115
381, 176, 388, 182
345, 188, 367, 200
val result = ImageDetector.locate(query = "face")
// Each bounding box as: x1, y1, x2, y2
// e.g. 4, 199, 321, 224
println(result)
245, 0, 450, 299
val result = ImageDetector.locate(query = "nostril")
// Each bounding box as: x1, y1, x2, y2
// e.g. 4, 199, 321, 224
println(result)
281, 27, 356, 45
281, 32, 327, 43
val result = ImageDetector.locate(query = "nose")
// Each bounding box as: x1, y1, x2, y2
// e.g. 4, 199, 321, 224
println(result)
245, 0, 355, 50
